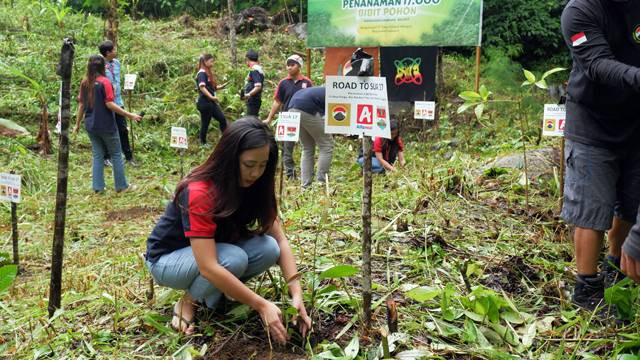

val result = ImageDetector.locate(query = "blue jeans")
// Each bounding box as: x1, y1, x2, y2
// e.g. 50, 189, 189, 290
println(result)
357, 156, 385, 173
146, 235, 280, 309
88, 131, 128, 191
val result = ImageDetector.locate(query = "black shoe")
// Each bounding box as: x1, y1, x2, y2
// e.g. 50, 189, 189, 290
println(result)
603, 256, 625, 289
572, 274, 605, 312
104, 159, 112, 167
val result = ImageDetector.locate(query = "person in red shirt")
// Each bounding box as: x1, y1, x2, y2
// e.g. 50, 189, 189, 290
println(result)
196, 54, 228, 146
357, 120, 406, 173
145, 118, 310, 342
74, 55, 141, 192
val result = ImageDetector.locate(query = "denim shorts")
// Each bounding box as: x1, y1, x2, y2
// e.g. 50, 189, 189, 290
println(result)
561, 139, 640, 231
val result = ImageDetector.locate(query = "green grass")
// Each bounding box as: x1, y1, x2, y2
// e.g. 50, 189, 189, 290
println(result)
1, 1, 639, 359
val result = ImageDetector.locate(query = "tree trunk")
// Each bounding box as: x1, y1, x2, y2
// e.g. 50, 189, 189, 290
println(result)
105, 0, 118, 47
48, 38, 74, 318
36, 104, 52, 155
361, 137, 373, 331
227, 0, 237, 66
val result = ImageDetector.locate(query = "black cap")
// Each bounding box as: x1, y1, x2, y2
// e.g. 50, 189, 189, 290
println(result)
246, 50, 259, 61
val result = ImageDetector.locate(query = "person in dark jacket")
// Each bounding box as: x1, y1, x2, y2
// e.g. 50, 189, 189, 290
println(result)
241, 50, 264, 117
196, 54, 228, 146
560, 0, 640, 311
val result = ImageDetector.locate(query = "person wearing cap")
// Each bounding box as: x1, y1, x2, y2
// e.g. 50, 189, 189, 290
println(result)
357, 119, 405, 174
285, 86, 333, 187
264, 54, 313, 179
241, 50, 264, 117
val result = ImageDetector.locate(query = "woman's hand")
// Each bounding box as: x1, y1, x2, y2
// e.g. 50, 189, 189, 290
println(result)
258, 300, 287, 344
128, 113, 142, 122
291, 295, 312, 337
210, 96, 219, 103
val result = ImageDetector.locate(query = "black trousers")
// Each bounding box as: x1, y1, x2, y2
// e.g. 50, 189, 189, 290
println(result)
247, 98, 261, 117
104, 111, 132, 161
197, 101, 227, 144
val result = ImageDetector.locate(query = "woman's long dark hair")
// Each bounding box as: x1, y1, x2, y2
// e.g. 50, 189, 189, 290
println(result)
80, 55, 106, 108
174, 117, 278, 241
197, 53, 217, 88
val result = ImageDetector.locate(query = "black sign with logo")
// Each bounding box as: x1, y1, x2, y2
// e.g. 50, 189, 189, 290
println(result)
380, 47, 437, 102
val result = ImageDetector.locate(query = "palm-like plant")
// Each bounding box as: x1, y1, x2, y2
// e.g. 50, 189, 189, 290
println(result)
0, 60, 52, 155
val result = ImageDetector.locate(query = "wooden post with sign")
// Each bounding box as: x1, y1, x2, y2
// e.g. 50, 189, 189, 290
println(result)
361, 136, 373, 331
11, 200, 18, 268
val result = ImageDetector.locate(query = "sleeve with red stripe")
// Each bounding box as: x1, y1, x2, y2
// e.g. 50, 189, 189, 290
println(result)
181, 182, 217, 238
273, 79, 285, 102
98, 77, 115, 103
373, 137, 383, 153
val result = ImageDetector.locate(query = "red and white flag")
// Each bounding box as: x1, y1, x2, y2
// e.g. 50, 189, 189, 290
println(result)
571, 32, 587, 47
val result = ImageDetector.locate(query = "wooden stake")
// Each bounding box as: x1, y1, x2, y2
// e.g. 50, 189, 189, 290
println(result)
127, 90, 135, 156
306, 48, 311, 78
362, 136, 373, 331
559, 137, 565, 212
49, 38, 74, 318
278, 143, 285, 206
474, 46, 481, 92
11, 201, 18, 269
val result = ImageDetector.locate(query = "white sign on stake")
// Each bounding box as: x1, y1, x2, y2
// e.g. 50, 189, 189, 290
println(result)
275, 112, 301, 142
325, 76, 391, 139
170, 127, 188, 149
542, 104, 566, 137
0, 173, 21, 203
124, 74, 137, 91
414, 101, 436, 120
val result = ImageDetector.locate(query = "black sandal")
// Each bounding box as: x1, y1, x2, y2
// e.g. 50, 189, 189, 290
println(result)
172, 310, 196, 333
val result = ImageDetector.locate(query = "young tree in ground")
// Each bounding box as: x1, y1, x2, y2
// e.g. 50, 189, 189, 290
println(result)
48, 38, 74, 318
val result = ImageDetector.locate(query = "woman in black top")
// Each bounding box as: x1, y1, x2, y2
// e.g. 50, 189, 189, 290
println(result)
196, 54, 228, 146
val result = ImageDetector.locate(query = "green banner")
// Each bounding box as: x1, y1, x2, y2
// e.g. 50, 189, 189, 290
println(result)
307, 0, 483, 47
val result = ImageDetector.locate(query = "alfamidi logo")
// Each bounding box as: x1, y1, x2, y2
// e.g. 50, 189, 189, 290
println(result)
633, 25, 640, 43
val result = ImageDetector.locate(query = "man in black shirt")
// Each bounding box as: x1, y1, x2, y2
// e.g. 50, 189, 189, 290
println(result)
560, 0, 640, 310
242, 50, 264, 117
264, 55, 313, 179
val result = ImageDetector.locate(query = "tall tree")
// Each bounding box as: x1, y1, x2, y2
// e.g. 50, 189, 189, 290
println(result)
105, 0, 118, 47
48, 38, 74, 318
228, 0, 237, 65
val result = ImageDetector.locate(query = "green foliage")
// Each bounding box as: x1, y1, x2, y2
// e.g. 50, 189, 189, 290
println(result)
605, 278, 639, 321
482, 0, 569, 68
319, 265, 359, 279
0, 265, 18, 294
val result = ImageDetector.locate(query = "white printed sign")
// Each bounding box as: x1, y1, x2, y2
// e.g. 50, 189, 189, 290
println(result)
0, 173, 21, 203
275, 112, 301, 142
170, 127, 188, 149
124, 74, 137, 91
414, 101, 436, 120
325, 76, 391, 139
542, 104, 566, 137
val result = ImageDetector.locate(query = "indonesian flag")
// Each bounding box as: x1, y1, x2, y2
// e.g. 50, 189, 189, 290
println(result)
571, 32, 587, 47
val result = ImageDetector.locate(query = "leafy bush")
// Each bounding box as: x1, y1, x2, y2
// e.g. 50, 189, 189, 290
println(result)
482, 0, 570, 69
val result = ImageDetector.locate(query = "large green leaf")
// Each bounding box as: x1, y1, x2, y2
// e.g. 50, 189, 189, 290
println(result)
459, 91, 481, 102
541, 67, 566, 80
0, 118, 30, 135
523, 69, 536, 83
319, 265, 358, 279
457, 102, 478, 114
406, 286, 440, 302
0, 265, 18, 294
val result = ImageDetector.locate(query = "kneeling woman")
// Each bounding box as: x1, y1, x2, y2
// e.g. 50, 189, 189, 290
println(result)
145, 118, 310, 342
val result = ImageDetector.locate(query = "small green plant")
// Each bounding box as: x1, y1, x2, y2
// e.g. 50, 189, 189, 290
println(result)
0, 252, 18, 294
43, 0, 72, 30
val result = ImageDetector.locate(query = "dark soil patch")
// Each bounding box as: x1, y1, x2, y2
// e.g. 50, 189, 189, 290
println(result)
480, 256, 541, 295
205, 339, 305, 360
105, 205, 163, 222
